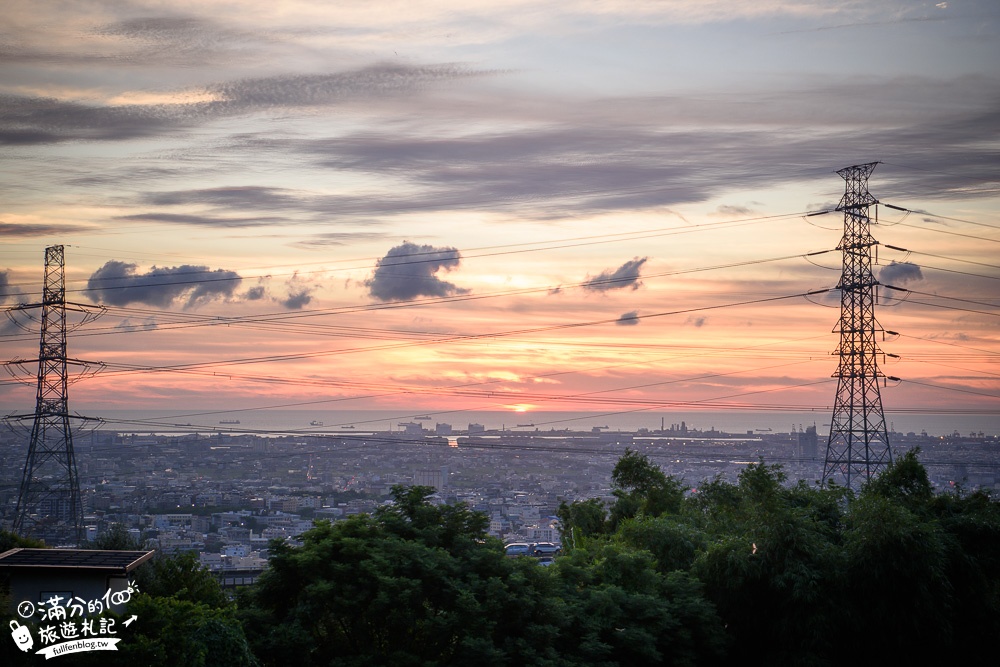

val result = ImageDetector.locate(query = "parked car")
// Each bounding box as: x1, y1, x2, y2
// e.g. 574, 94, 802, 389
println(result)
530, 542, 561, 556
504, 542, 532, 557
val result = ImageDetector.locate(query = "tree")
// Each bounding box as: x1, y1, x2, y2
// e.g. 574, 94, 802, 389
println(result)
689, 462, 846, 666
112, 595, 258, 667
134, 551, 230, 609
550, 543, 728, 666
928, 487, 1000, 659
608, 449, 685, 529
862, 447, 933, 508
556, 497, 607, 548
231, 452, 1000, 666
0, 529, 46, 552
240, 486, 563, 666
839, 492, 952, 664
83, 522, 144, 550
614, 515, 706, 573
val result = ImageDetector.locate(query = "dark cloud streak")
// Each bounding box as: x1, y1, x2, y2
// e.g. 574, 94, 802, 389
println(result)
615, 311, 640, 326
0, 64, 496, 146
0, 222, 92, 236
210, 64, 493, 108
116, 212, 288, 228
582, 257, 648, 292
1, 69, 996, 220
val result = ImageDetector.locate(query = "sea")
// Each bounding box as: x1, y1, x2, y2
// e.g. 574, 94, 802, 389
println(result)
63, 408, 1000, 438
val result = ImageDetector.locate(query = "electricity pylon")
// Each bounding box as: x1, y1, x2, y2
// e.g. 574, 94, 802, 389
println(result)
10, 245, 100, 545
822, 162, 893, 491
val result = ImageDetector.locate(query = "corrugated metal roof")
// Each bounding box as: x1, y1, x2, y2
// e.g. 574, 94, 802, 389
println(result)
0, 548, 154, 572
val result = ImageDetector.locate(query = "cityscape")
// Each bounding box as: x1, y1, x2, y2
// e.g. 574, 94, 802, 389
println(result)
1, 415, 996, 580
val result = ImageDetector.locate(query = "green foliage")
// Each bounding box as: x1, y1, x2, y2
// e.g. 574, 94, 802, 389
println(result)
237, 482, 734, 666
239, 486, 563, 666
556, 497, 608, 547
0, 529, 46, 552
862, 447, 933, 504
689, 462, 846, 666
608, 449, 685, 529
83, 522, 144, 551
670, 451, 1000, 665
134, 551, 230, 609
839, 493, 952, 663
929, 487, 1000, 653
614, 515, 707, 573
549, 544, 728, 666
0, 530, 47, 641
233, 452, 1000, 665
8, 449, 997, 667
113, 595, 258, 667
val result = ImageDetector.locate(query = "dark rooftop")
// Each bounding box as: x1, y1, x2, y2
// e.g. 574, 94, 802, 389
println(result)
0, 548, 154, 573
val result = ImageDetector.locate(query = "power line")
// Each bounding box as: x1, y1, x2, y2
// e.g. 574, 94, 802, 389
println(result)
901, 378, 1000, 402
1, 247, 833, 343
0, 210, 809, 298
893, 221, 1000, 245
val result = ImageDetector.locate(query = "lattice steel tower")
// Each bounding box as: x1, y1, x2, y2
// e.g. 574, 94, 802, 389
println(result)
12, 245, 86, 545
822, 162, 893, 490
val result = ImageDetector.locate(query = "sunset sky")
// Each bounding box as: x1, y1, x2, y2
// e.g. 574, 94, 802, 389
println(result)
1, 1, 998, 430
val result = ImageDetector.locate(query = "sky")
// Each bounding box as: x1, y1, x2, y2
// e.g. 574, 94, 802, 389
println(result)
1, 0, 998, 432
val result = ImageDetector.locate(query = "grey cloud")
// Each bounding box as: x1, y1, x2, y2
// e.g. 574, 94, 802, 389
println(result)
279, 273, 320, 309
0, 270, 10, 304
142, 186, 298, 209
366, 242, 469, 302
295, 81, 1000, 219
821, 288, 842, 306
582, 257, 648, 292
67, 166, 188, 188
687, 316, 707, 328
211, 64, 492, 109
717, 204, 753, 216
298, 127, 774, 219
807, 201, 841, 214
116, 212, 287, 228
293, 232, 387, 248
2, 74, 997, 218
879, 261, 924, 286
114, 317, 158, 333
0, 94, 185, 145
615, 311, 640, 326
1, 14, 249, 68
96, 16, 211, 39
93, 15, 246, 60
244, 285, 267, 300
0, 64, 494, 146
282, 289, 313, 309
0, 269, 27, 327
86, 260, 242, 308
308, 129, 694, 214
92, 16, 245, 66
0, 222, 91, 237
